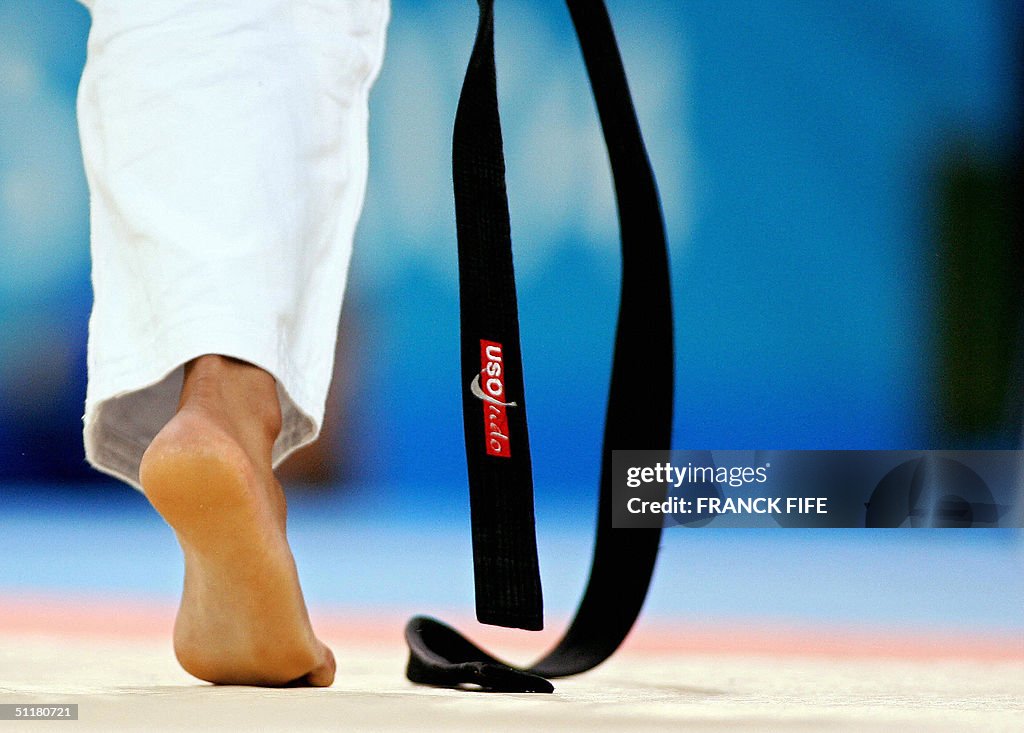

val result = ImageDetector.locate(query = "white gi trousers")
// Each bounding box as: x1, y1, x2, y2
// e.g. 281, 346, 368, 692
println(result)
75, 0, 390, 490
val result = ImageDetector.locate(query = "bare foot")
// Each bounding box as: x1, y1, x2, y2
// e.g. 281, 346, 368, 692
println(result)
139, 355, 335, 687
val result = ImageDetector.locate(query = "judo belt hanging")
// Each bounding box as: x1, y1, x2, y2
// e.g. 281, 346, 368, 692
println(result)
404, 0, 673, 693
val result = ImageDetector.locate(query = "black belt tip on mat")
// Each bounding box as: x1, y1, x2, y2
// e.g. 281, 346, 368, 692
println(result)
406, 616, 554, 693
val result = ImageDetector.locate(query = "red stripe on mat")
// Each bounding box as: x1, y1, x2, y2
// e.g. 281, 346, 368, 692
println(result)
1, 593, 1021, 662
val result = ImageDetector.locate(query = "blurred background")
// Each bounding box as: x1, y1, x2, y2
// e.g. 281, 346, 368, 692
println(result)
1, 1, 1022, 643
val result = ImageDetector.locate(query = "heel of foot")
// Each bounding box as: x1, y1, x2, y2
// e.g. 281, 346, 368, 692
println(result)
140, 437, 257, 544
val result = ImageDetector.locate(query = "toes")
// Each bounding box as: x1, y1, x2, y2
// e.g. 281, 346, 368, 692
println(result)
279, 645, 335, 688
302, 646, 337, 687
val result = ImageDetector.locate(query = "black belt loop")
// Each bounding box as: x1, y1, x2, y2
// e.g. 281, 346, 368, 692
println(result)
404, 0, 673, 692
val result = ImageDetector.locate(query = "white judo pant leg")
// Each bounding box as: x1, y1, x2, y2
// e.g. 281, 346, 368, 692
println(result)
75, 0, 390, 490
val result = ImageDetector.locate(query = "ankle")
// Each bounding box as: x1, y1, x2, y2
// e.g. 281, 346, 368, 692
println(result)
179, 355, 283, 447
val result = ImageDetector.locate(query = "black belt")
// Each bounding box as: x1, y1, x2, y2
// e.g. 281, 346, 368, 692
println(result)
404, 0, 673, 693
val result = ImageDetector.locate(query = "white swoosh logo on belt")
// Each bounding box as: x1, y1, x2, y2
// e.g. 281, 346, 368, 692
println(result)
470, 373, 518, 407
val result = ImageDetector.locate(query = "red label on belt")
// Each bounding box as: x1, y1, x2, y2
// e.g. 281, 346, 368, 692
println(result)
475, 339, 515, 458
